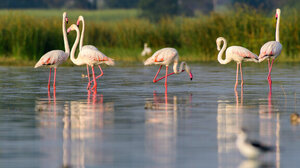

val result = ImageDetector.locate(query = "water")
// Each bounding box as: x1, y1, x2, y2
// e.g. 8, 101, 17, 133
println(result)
0, 63, 300, 168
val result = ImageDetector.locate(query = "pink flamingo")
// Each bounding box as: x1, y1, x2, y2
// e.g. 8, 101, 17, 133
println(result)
216, 37, 259, 90
34, 12, 69, 91
67, 24, 114, 92
258, 8, 282, 88
144, 48, 193, 89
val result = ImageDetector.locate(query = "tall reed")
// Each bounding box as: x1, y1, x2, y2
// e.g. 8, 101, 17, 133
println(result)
0, 8, 299, 62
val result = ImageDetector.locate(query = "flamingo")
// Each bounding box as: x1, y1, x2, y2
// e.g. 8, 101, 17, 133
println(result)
67, 24, 114, 92
141, 43, 152, 56
144, 48, 193, 89
34, 12, 69, 91
216, 37, 259, 90
258, 8, 282, 88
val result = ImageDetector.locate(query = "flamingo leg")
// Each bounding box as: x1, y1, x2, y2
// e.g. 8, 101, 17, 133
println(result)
165, 65, 168, 88
91, 66, 97, 91
48, 68, 52, 91
53, 68, 57, 90
153, 65, 162, 83
268, 59, 274, 90
240, 63, 244, 88
155, 70, 185, 82
87, 65, 104, 87
86, 65, 91, 90
95, 65, 104, 79
268, 58, 270, 71
234, 63, 239, 90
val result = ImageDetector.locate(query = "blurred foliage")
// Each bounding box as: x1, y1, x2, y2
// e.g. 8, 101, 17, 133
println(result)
0, 7, 299, 62
139, 0, 179, 21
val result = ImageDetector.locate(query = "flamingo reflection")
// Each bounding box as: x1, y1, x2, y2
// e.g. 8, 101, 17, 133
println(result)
35, 93, 115, 167
217, 90, 244, 167
144, 91, 192, 166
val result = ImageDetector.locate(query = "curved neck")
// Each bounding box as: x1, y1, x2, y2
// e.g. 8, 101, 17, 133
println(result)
70, 27, 82, 65
79, 19, 85, 51
62, 15, 70, 55
275, 13, 280, 42
217, 39, 231, 64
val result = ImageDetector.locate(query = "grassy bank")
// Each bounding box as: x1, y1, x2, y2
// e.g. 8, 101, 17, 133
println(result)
0, 8, 299, 65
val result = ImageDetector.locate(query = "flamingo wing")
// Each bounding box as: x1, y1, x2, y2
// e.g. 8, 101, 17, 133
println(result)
34, 50, 67, 68
230, 46, 258, 59
79, 47, 114, 66
144, 48, 177, 65
82, 45, 98, 51
259, 41, 282, 59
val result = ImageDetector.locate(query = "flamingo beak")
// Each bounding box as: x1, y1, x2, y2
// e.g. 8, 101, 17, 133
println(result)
66, 17, 69, 24
189, 72, 193, 80
76, 20, 80, 27
67, 28, 71, 35
275, 13, 278, 20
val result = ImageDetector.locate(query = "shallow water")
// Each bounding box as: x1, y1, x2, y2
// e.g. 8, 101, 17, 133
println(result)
0, 63, 300, 168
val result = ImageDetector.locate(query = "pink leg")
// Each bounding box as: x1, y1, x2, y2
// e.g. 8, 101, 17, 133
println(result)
268, 59, 274, 90
165, 65, 168, 88
95, 65, 104, 79
53, 68, 57, 90
87, 65, 104, 87
240, 63, 243, 88
267, 59, 271, 81
86, 65, 91, 90
91, 66, 97, 92
155, 70, 185, 82
153, 65, 162, 83
234, 63, 239, 90
48, 68, 52, 91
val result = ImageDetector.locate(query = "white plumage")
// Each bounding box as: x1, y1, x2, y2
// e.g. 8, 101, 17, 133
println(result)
141, 43, 152, 56
144, 47, 178, 66
236, 129, 274, 159
258, 41, 282, 62
34, 12, 69, 90
34, 50, 68, 68
144, 48, 193, 88
216, 37, 258, 90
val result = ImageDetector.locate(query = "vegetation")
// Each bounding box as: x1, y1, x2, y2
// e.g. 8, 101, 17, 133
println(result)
0, 8, 299, 65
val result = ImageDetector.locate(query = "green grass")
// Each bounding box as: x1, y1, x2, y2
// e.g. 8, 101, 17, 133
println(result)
0, 7, 300, 66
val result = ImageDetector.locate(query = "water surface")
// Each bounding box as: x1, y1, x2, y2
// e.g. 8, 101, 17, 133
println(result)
0, 63, 300, 168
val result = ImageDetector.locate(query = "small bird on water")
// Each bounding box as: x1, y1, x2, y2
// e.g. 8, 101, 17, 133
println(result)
290, 113, 300, 125
236, 128, 274, 159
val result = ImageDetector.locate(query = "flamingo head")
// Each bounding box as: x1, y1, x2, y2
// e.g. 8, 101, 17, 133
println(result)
144, 43, 148, 48
67, 24, 78, 35
77, 15, 84, 27
185, 65, 193, 80
275, 8, 280, 20
63, 12, 68, 24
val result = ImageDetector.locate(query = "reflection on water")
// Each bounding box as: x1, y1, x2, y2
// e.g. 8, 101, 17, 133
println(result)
35, 92, 114, 167
217, 90, 281, 168
144, 91, 192, 167
1, 65, 300, 167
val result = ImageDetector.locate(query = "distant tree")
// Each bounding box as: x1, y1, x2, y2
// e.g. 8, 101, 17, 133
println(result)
231, 0, 274, 10
104, 0, 140, 8
0, 0, 46, 8
139, 0, 179, 21
179, 0, 214, 16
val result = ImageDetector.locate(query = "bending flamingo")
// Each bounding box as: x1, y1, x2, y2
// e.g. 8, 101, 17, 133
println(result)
259, 8, 282, 88
216, 37, 259, 90
67, 24, 114, 92
141, 43, 152, 56
144, 48, 193, 89
34, 12, 69, 91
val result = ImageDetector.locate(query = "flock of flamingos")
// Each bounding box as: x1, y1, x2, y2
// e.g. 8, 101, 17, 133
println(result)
34, 9, 282, 93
